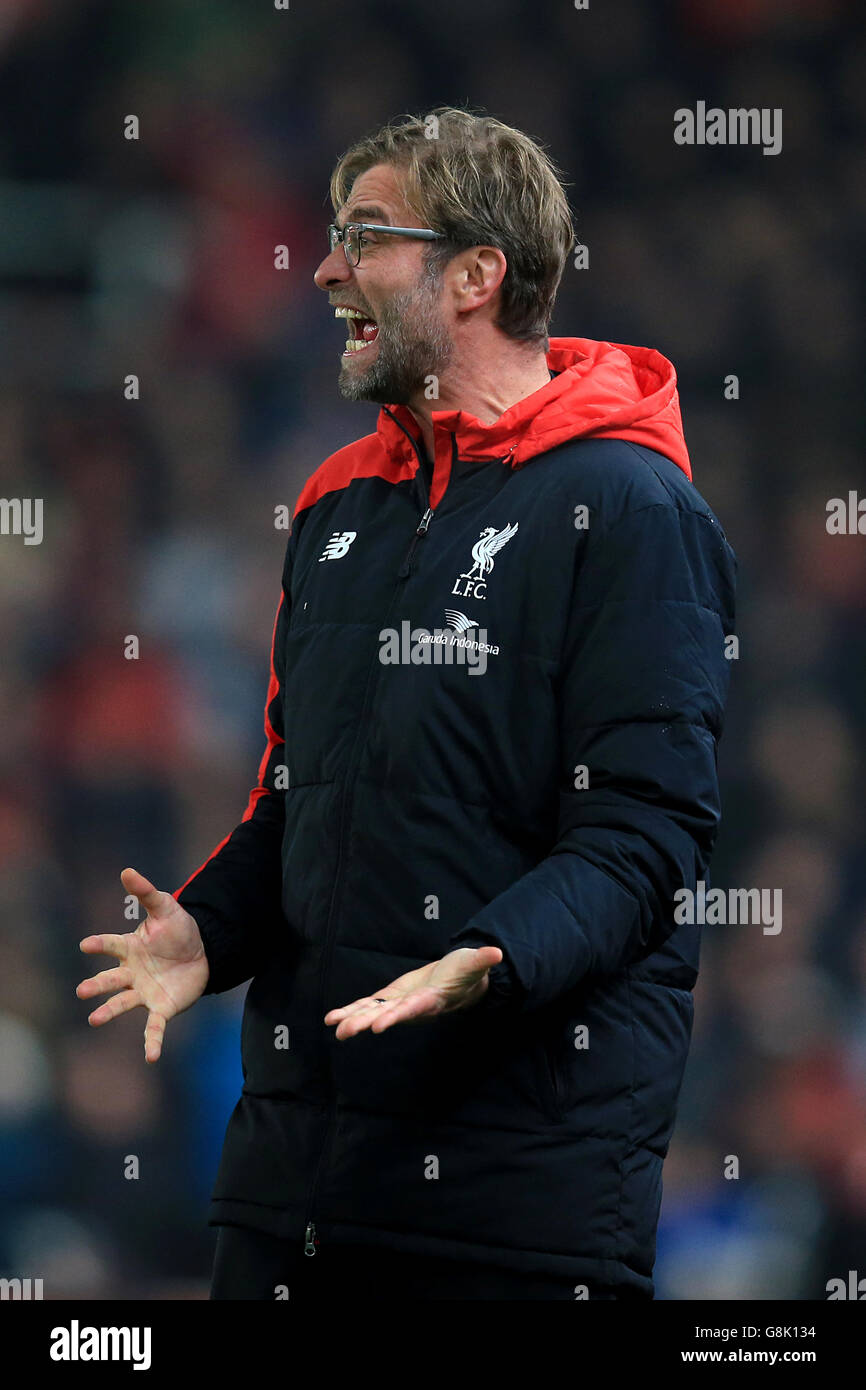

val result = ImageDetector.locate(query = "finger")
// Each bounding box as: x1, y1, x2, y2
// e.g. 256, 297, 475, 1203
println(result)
120, 866, 173, 920
324, 994, 392, 1025
455, 946, 504, 978
327, 995, 394, 1039
370, 991, 440, 1032
76, 966, 133, 999
333, 994, 435, 1040
475, 946, 503, 968
332, 1010, 381, 1040
86, 989, 142, 1028
144, 1011, 166, 1064
79, 934, 131, 961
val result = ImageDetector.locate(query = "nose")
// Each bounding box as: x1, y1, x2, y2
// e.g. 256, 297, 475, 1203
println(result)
314, 245, 351, 292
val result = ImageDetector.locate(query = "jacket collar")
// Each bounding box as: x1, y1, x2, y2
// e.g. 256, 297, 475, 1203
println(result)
377, 336, 692, 482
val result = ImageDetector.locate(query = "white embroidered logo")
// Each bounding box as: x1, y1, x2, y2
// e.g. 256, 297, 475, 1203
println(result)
452, 522, 518, 600
318, 530, 357, 561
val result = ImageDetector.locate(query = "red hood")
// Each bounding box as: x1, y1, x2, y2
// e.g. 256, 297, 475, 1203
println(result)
378, 336, 692, 483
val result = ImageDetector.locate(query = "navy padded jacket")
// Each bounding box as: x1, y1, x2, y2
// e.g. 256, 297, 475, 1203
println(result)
175, 337, 736, 1295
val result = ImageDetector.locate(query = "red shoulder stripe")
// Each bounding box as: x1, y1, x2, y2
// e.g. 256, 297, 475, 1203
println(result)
293, 431, 414, 519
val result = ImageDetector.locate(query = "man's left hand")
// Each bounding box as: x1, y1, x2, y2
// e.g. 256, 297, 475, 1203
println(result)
324, 946, 504, 1040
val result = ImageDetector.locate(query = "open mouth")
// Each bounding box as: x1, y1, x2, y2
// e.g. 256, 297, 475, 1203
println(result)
335, 305, 379, 355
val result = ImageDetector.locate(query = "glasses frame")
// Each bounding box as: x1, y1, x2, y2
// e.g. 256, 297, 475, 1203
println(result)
328, 221, 446, 267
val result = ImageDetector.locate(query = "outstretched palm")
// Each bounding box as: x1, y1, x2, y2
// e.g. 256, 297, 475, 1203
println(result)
76, 867, 210, 1063
324, 945, 505, 1041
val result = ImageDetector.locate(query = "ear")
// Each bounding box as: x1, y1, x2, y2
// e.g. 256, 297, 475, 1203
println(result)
448, 246, 507, 317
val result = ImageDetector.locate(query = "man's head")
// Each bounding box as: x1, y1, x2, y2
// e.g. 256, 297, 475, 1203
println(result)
313, 108, 575, 407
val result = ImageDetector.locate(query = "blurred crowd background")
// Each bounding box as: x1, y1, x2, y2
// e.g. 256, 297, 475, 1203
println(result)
0, 0, 864, 1299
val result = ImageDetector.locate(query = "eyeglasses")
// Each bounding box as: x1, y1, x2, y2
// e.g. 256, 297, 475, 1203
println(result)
327, 221, 446, 268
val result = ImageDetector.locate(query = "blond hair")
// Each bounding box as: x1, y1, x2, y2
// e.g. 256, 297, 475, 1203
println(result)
329, 106, 575, 346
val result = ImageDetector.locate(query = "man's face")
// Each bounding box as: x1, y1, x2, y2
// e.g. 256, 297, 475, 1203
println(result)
313, 163, 454, 405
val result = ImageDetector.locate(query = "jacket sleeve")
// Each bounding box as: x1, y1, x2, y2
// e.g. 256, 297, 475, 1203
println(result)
449, 498, 737, 1014
173, 545, 292, 996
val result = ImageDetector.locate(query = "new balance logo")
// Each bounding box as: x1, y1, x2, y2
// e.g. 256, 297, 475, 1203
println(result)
318, 530, 357, 561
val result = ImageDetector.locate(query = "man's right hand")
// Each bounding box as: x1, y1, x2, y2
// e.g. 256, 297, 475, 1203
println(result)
76, 867, 210, 1063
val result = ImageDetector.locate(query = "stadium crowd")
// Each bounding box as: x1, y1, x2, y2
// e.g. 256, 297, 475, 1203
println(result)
0, 0, 863, 1297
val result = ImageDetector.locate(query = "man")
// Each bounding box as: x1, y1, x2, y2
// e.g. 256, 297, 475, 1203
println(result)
77, 107, 736, 1301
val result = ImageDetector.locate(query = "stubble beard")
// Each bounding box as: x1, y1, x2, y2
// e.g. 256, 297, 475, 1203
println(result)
337, 262, 454, 406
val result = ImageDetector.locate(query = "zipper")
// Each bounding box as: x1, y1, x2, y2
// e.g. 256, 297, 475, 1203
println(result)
299, 420, 521, 1252
387, 408, 439, 578
398, 505, 433, 578
300, 414, 439, 1256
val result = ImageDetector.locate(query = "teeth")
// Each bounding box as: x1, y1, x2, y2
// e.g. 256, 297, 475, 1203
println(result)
344, 338, 373, 351
335, 307, 368, 319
